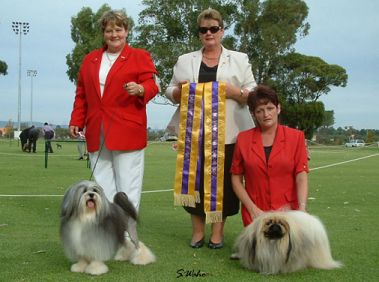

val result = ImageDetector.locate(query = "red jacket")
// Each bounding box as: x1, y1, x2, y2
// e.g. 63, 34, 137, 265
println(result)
69, 44, 159, 152
230, 125, 309, 226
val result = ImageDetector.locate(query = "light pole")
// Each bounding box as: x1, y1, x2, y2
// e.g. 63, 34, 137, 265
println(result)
12, 21, 30, 131
27, 70, 37, 125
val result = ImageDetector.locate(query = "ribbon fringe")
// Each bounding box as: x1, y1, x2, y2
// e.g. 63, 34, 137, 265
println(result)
205, 211, 223, 224
174, 193, 196, 208
194, 190, 200, 203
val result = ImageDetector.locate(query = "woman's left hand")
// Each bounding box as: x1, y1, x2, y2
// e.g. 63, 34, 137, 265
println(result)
124, 82, 144, 96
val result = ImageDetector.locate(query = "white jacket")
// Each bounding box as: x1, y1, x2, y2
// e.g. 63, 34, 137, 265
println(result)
165, 46, 256, 144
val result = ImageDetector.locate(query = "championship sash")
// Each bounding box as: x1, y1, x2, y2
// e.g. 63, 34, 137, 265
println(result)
174, 81, 226, 223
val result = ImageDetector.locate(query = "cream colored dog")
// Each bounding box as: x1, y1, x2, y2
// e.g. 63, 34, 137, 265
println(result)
235, 211, 342, 274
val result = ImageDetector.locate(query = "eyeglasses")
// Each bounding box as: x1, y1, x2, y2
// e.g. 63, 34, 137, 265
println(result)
198, 26, 222, 34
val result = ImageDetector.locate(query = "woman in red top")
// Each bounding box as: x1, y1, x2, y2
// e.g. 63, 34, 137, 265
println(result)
69, 10, 159, 211
230, 85, 309, 226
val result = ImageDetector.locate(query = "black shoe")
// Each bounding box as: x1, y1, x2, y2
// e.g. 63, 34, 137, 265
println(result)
208, 240, 224, 249
190, 238, 204, 249
78, 157, 83, 160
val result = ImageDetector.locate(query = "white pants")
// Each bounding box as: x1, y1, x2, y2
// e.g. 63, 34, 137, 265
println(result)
89, 146, 144, 211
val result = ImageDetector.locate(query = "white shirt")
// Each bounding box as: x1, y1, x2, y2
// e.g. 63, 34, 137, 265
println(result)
99, 51, 121, 96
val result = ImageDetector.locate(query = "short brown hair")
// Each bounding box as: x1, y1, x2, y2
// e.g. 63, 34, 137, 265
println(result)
99, 10, 129, 32
247, 85, 279, 112
197, 8, 224, 28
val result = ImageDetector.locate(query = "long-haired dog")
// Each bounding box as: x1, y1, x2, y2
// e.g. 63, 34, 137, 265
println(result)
60, 180, 155, 275
234, 211, 342, 274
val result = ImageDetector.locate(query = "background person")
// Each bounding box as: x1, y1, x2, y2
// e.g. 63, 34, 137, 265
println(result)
230, 85, 309, 227
165, 8, 256, 249
42, 122, 55, 153
26, 126, 40, 153
77, 130, 87, 160
19, 125, 34, 152
69, 10, 159, 214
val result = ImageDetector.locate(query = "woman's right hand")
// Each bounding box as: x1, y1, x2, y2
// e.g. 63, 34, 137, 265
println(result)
69, 126, 79, 138
251, 205, 264, 219
172, 80, 189, 103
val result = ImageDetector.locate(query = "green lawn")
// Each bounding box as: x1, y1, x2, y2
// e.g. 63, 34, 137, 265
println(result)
0, 139, 378, 281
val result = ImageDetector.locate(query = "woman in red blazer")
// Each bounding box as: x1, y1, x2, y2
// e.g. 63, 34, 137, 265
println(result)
69, 10, 159, 211
230, 85, 309, 227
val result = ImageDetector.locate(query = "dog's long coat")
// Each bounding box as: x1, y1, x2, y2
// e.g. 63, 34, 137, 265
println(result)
235, 211, 342, 274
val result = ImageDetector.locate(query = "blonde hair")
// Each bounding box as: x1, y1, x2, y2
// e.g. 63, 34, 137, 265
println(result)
99, 10, 129, 32
197, 8, 223, 28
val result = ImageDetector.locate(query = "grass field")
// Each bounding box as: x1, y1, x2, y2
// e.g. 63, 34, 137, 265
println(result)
0, 139, 378, 281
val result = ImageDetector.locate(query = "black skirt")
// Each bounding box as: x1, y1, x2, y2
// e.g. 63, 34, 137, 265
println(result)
184, 144, 239, 217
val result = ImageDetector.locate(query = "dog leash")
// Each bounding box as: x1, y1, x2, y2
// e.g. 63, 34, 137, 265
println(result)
88, 104, 118, 181
88, 123, 110, 181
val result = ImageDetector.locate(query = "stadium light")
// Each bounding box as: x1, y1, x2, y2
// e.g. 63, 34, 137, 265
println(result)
12, 21, 30, 131
27, 70, 37, 125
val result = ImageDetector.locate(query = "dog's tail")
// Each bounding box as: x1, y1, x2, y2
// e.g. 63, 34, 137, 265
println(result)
114, 192, 138, 222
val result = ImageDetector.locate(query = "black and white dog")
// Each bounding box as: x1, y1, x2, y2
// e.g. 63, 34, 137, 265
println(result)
60, 180, 155, 275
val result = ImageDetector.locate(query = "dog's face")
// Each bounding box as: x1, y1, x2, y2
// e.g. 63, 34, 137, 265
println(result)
236, 212, 294, 271
256, 214, 292, 264
78, 184, 103, 218
262, 217, 290, 240
61, 180, 109, 222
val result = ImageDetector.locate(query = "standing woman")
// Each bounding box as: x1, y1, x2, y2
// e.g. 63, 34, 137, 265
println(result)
231, 85, 309, 227
69, 10, 159, 211
165, 8, 256, 249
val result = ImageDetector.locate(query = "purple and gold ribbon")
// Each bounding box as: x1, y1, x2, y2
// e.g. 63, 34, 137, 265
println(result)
174, 81, 226, 223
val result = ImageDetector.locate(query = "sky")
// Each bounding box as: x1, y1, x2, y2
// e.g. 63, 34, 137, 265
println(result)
0, 0, 378, 130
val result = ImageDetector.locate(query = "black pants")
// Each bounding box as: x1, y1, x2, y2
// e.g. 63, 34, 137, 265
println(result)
45, 139, 53, 153
20, 137, 28, 151
27, 138, 38, 153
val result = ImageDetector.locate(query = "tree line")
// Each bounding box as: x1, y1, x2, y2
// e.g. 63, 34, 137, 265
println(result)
1, 122, 378, 145
65, 0, 348, 139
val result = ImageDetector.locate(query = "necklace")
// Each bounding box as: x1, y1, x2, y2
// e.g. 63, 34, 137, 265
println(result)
202, 54, 220, 60
202, 48, 222, 60
105, 51, 119, 67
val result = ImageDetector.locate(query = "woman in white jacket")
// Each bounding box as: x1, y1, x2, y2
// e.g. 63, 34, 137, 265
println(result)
165, 8, 256, 249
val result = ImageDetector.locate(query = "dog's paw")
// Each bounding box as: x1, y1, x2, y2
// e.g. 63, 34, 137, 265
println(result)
84, 261, 108, 275
71, 259, 88, 273
130, 241, 156, 265
114, 242, 135, 261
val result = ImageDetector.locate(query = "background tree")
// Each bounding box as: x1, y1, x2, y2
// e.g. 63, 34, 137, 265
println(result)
234, 0, 310, 84
66, 4, 134, 84
0, 60, 8, 76
366, 130, 375, 144
270, 52, 347, 138
321, 110, 335, 128
280, 100, 324, 138
54, 125, 70, 139
273, 53, 348, 102
228, 0, 346, 137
